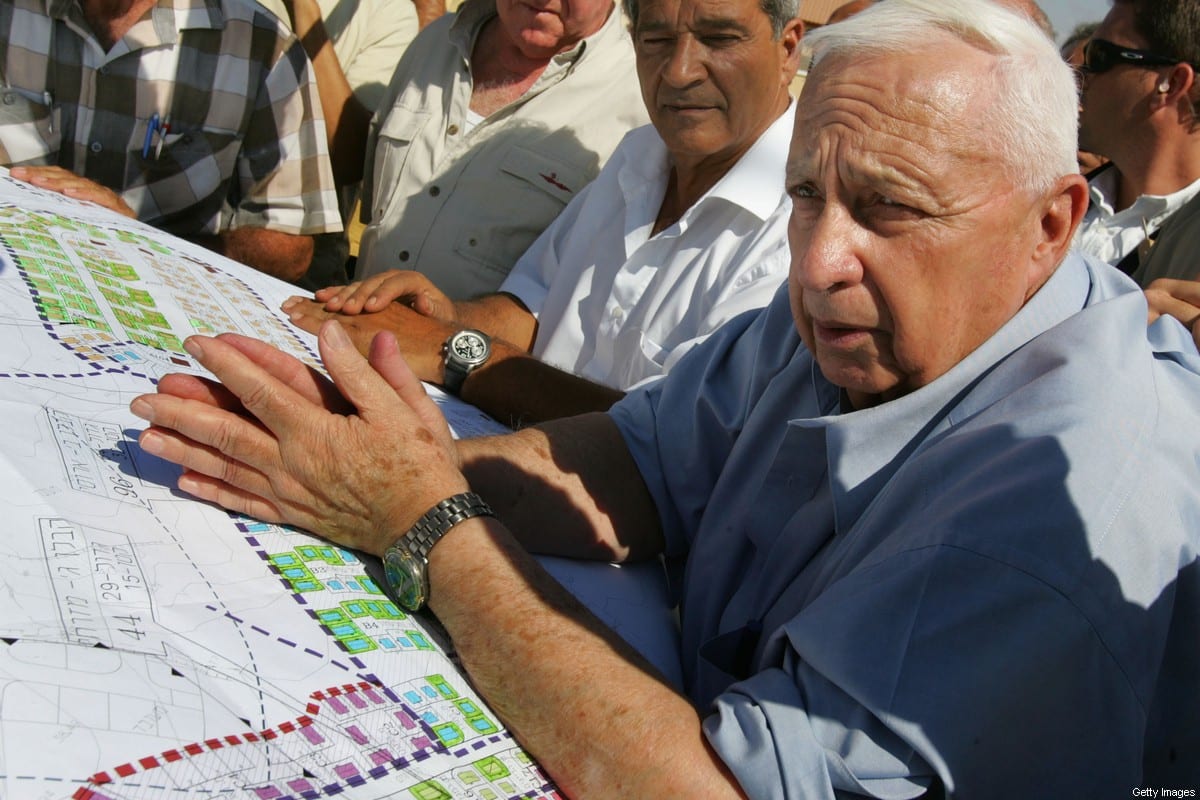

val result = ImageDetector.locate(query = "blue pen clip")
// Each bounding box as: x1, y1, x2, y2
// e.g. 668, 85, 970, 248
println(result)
142, 112, 160, 159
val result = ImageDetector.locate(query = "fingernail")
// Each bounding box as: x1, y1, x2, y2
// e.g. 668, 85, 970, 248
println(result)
281, 297, 297, 310
183, 337, 204, 359
139, 429, 164, 455
130, 397, 154, 422
323, 320, 351, 349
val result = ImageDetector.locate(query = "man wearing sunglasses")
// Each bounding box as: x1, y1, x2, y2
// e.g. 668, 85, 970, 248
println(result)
1074, 0, 1200, 291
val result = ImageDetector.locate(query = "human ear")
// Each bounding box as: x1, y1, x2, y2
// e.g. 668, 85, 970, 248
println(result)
1033, 173, 1089, 276
778, 19, 805, 80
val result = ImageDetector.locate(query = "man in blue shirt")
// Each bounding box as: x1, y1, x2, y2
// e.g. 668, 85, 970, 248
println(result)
132, 0, 1200, 796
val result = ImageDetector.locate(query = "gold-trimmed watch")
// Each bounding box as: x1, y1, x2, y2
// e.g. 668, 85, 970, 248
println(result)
382, 492, 494, 611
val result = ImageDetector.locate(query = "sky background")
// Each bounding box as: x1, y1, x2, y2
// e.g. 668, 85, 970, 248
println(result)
1042, 0, 1109, 44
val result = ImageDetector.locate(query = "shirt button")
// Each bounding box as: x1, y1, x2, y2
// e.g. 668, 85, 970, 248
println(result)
429, 186, 440, 197
2, 93, 14, 105
90, 142, 103, 153
398, 250, 410, 262
468, 237, 477, 247
447, 124, 459, 135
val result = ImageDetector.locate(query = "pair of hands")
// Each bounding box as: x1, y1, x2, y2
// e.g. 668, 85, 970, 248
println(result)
130, 320, 468, 556
1145, 278, 1200, 347
10, 165, 136, 218
282, 270, 460, 383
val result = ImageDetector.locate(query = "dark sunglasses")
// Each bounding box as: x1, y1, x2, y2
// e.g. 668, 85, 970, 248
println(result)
1081, 38, 1188, 75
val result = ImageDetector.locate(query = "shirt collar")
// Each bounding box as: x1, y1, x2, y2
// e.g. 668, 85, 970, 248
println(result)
794, 253, 1095, 534
50, 0, 224, 46
1087, 167, 1200, 225
700, 100, 795, 222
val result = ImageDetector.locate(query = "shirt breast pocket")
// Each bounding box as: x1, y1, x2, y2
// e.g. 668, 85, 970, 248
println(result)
451, 146, 586, 276
369, 109, 429, 218
0, 88, 61, 166
124, 125, 239, 225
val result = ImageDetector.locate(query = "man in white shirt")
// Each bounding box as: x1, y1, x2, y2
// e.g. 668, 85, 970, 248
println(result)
1073, 0, 1200, 286
282, 0, 803, 426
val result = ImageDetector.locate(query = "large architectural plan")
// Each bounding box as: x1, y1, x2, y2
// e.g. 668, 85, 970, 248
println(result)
0, 170, 558, 800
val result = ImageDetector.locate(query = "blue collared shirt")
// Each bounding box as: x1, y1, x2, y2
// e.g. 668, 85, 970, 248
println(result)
611, 253, 1200, 798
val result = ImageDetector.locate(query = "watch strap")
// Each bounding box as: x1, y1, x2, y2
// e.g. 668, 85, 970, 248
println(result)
393, 491, 494, 562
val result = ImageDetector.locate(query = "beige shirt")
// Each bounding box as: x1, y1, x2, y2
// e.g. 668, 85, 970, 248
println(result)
356, 0, 648, 298
257, 0, 418, 110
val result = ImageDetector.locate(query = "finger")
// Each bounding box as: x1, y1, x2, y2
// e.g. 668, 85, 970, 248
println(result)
312, 285, 346, 303
1147, 278, 1200, 307
285, 299, 331, 335
341, 274, 395, 314
316, 321, 403, 418
1146, 289, 1200, 329
138, 423, 278, 503
155, 373, 244, 412
367, 331, 454, 448
170, 335, 324, 449
214, 332, 349, 412
323, 280, 370, 312
176, 469, 289, 526
132, 387, 280, 475
410, 291, 438, 317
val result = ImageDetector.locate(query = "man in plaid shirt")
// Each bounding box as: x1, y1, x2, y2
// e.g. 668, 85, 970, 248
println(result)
0, 0, 343, 284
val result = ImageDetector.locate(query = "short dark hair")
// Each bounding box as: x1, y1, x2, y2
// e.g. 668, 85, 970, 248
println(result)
1120, 0, 1200, 67
623, 0, 800, 37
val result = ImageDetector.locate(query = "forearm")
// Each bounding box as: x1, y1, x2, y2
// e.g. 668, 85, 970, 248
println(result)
461, 343, 624, 426
285, 0, 370, 186
458, 412, 662, 561
411, 0, 446, 29
193, 228, 315, 283
453, 292, 538, 351
427, 516, 744, 799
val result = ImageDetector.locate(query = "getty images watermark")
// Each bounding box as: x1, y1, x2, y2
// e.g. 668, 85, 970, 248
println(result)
1132, 790, 1197, 798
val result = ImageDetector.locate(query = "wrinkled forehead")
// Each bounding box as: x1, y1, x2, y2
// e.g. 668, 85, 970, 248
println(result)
791, 42, 1001, 183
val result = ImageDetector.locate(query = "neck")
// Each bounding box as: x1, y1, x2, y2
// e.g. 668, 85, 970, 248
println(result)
653, 97, 788, 235
1110, 131, 1200, 211
81, 0, 157, 50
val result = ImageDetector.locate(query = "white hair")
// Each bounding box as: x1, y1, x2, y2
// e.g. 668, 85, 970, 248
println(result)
804, 0, 1079, 193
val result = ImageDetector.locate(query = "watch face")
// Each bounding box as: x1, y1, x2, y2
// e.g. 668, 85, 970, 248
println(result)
383, 547, 428, 611
450, 331, 489, 365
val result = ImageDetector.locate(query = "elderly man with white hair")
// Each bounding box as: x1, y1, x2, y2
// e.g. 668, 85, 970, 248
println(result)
131, 0, 1200, 796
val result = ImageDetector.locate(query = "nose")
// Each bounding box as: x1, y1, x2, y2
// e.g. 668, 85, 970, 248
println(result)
789, 201, 863, 293
662, 35, 707, 88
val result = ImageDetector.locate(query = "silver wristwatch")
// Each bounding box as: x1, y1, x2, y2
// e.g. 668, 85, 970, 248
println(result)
442, 329, 491, 395
382, 492, 494, 611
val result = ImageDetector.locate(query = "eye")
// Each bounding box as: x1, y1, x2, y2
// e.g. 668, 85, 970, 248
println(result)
789, 182, 820, 200
701, 33, 740, 46
868, 194, 924, 220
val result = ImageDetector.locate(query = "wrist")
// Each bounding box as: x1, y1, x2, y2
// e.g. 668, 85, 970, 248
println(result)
382, 490, 493, 611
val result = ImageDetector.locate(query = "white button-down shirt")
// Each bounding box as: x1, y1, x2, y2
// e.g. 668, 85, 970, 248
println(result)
500, 104, 796, 391
1074, 167, 1200, 266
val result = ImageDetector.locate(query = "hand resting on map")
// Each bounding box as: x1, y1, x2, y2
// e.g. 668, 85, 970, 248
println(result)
130, 322, 466, 555
10, 165, 136, 218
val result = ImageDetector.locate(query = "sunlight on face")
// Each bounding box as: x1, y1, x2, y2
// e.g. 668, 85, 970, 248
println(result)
786, 42, 1049, 408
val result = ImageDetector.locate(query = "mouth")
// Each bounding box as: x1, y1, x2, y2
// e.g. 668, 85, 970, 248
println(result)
812, 320, 874, 348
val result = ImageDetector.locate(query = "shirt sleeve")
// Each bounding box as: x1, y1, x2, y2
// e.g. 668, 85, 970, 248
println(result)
233, 35, 341, 235
498, 179, 596, 319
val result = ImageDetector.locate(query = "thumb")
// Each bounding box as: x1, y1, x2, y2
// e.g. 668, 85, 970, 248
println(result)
366, 331, 456, 451
316, 320, 399, 417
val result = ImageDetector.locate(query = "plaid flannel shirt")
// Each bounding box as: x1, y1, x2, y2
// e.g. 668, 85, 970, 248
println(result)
0, 0, 341, 238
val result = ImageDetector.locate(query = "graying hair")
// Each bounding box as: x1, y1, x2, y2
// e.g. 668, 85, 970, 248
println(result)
804, 0, 1078, 193
623, 0, 800, 37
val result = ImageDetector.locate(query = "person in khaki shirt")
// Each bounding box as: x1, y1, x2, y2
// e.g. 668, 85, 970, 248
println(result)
349, 0, 648, 298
